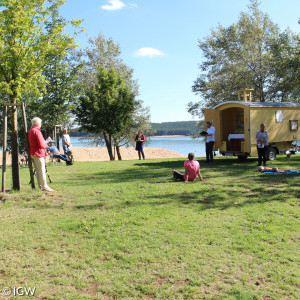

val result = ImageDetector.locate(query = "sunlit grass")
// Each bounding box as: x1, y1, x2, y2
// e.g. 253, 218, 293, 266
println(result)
0, 155, 299, 299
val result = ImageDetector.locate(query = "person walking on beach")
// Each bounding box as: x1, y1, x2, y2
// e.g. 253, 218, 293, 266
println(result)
172, 152, 205, 183
256, 123, 269, 166
28, 117, 54, 192
135, 129, 146, 160
204, 121, 215, 163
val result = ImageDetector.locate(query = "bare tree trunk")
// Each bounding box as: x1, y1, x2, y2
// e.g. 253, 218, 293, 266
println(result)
10, 95, 21, 190
103, 132, 114, 160
116, 145, 122, 160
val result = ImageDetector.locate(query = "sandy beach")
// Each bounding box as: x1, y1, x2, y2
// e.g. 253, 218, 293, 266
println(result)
0, 147, 185, 164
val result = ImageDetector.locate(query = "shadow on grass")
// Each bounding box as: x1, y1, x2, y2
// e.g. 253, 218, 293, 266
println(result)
33, 155, 300, 212
58, 157, 262, 187
63, 183, 294, 212
74, 202, 105, 210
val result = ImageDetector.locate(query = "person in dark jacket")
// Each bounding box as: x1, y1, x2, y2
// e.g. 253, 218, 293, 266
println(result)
135, 129, 146, 160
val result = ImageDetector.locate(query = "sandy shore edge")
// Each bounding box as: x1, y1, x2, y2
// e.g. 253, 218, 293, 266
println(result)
0, 147, 186, 164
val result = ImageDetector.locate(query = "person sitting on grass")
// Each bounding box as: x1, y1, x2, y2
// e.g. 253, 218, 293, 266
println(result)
47, 141, 72, 165
172, 152, 206, 183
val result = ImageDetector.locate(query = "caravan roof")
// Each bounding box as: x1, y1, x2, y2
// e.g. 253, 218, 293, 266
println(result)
213, 101, 300, 109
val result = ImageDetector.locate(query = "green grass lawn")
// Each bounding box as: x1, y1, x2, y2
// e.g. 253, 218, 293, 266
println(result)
0, 155, 299, 299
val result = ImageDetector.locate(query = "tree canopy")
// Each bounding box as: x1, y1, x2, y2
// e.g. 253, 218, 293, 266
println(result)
0, 0, 82, 101
75, 32, 152, 160
188, 0, 300, 117
23, 53, 83, 135
75, 67, 136, 160
0, 0, 82, 189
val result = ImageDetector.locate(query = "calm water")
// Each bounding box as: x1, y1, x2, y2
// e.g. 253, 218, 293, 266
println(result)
69, 136, 206, 157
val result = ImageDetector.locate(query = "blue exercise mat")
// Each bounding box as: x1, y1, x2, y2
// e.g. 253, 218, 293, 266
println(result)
262, 170, 300, 174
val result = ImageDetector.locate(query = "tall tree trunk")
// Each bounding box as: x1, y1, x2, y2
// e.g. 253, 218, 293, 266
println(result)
103, 132, 114, 160
10, 95, 20, 190
116, 145, 122, 160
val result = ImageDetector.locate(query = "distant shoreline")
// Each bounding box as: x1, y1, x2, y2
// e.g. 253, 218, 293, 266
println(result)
71, 135, 191, 138
0, 147, 186, 164
148, 135, 189, 138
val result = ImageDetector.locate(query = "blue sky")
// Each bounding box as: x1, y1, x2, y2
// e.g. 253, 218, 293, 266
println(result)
60, 0, 299, 123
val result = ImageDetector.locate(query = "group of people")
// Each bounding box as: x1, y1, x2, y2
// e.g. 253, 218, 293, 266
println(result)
201, 120, 271, 167
28, 116, 290, 191
171, 121, 275, 183
28, 117, 73, 192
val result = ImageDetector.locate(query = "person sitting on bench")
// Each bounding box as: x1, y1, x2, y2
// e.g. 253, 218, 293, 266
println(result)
47, 141, 72, 165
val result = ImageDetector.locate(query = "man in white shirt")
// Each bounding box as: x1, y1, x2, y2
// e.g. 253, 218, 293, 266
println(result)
205, 121, 215, 163
62, 128, 72, 155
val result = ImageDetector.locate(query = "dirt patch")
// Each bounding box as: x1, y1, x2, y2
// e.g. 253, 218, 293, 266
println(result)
78, 283, 99, 296
152, 277, 169, 286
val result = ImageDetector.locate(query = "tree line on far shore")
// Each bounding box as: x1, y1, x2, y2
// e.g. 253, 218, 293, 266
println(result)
151, 121, 204, 136
69, 121, 204, 138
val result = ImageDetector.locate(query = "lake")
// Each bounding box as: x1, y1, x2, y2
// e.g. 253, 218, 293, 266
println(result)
69, 136, 206, 157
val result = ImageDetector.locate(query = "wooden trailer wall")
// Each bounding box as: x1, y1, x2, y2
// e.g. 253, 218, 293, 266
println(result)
205, 102, 299, 156
250, 107, 300, 153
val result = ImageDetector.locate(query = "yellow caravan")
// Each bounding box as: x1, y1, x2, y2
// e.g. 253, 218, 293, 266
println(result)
204, 90, 300, 160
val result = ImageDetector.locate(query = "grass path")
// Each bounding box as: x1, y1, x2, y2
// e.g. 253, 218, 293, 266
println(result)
0, 155, 299, 299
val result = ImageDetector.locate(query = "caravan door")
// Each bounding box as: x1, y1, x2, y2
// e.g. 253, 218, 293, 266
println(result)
204, 109, 221, 150
243, 106, 251, 154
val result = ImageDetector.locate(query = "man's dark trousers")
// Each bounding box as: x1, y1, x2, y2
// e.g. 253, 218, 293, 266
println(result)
257, 146, 268, 166
206, 141, 215, 163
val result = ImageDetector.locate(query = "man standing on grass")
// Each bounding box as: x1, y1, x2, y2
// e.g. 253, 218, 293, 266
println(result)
62, 128, 72, 155
28, 117, 54, 192
205, 121, 215, 163
256, 123, 269, 166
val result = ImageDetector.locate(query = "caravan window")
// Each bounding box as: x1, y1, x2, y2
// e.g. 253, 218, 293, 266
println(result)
290, 120, 298, 131
275, 110, 283, 123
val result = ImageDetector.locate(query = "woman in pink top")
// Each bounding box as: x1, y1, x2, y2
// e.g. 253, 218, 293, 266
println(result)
172, 153, 205, 183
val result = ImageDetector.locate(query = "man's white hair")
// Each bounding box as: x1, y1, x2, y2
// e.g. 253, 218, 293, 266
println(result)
31, 117, 42, 126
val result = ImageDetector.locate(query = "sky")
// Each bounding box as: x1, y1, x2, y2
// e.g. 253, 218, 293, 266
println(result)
60, 0, 299, 123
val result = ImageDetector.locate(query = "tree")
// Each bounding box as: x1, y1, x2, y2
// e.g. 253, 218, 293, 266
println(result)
0, 0, 82, 189
76, 32, 152, 158
112, 100, 154, 160
188, 0, 299, 117
80, 32, 138, 95
79, 99, 153, 160
75, 67, 135, 160
269, 30, 300, 102
24, 53, 84, 135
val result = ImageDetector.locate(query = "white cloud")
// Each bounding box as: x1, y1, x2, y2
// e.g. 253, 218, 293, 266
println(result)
128, 3, 138, 8
101, 0, 125, 11
134, 47, 165, 57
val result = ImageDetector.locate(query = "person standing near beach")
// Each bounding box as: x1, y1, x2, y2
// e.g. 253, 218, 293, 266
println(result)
172, 153, 205, 183
204, 121, 215, 163
28, 117, 54, 192
135, 129, 146, 160
62, 128, 72, 155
